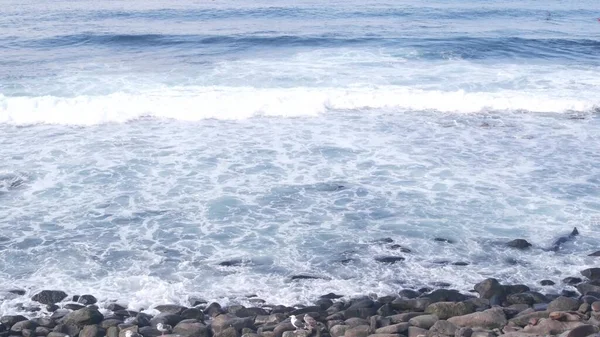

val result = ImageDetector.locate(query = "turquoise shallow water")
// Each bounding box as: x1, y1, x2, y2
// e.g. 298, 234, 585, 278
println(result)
1, 0, 600, 315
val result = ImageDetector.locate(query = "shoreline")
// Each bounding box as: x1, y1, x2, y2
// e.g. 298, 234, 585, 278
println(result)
1, 268, 600, 337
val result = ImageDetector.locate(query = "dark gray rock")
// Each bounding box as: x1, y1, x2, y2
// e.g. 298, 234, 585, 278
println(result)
503, 285, 530, 295
390, 298, 431, 311
211, 314, 254, 334
9, 320, 37, 333
107, 303, 126, 312
582, 268, 600, 281
563, 277, 583, 285
46, 304, 60, 312
374, 256, 404, 264
290, 275, 323, 280
430, 320, 458, 336
100, 319, 123, 329
173, 320, 208, 337
205, 303, 224, 317
0, 316, 27, 328
376, 304, 394, 317
34, 326, 51, 336
234, 307, 268, 318
53, 323, 80, 337
78, 295, 98, 305
60, 307, 103, 326
343, 308, 376, 319
290, 306, 321, 316
398, 290, 419, 299
388, 244, 411, 253
47, 333, 69, 337
525, 291, 549, 304
106, 326, 119, 337
506, 293, 534, 305
434, 238, 455, 244
565, 325, 600, 337
547, 296, 579, 312
407, 315, 438, 329
7, 289, 25, 296
155, 305, 188, 315
31, 290, 68, 305
131, 313, 152, 327
422, 289, 469, 302
150, 313, 183, 328
474, 279, 504, 300
114, 310, 139, 318
64, 303, 85, 311
506, 239, 532, 250
181, 308, 204, 321
374, 323, 408, 334
316, 299, 334, 310
139, 326, 162, 337
343, 325, 370, 337
425, 302, 476, 320
321, 293, 344, 300
540, 280, 555, 286
589, 251, 600, 257
189, 297, 208, 307
79, 324, 105, 337
30, 318, 54, 328
577, 282, 600, 296
272, 322, 295, 337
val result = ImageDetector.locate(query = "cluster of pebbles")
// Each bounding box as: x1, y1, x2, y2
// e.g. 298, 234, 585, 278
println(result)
2, 267, 600, 337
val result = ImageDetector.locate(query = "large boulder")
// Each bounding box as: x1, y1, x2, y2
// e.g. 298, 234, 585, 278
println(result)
331, 325, 350, 337
79, 324, 105, 337
173, 319, 208, 337
211, 314, 254, 334
508, 311, 549, 327
407, 315, 438, 329
474, 279, 504, 300
423, 289, 469, 302
0, 315, 27, 327
447, 307, 507, 329
390, 298, 431, 311
31, 290, 68, 305
155, 305, 188, 315
522, 318, 584, 335
425, 302, 476, 320
429, 320, 458, 336
60, 307, 104, 326
577, 283, 600, 296
581, 268, 600, 281
564, 325, 600, 337
547, 296, 579, 312
344, 325, 371, 337
78, 295, 98, 305
150, 313, 184, 327
373, 323, 408, 334
9, 320, 38, 332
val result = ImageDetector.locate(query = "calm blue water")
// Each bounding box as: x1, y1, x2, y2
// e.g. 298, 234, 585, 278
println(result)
1, 0, 600, 314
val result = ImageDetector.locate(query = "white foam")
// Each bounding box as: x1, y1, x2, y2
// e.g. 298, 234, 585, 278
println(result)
0, 86, 597, 125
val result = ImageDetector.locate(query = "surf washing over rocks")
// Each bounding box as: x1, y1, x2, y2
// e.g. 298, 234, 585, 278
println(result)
1, 0, 600, 329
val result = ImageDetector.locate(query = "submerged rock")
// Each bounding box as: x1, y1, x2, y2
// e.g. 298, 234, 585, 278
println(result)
374, 256, 405, 264
506, 239, 532, 250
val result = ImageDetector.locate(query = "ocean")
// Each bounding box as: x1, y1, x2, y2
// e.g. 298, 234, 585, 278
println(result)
1, 0, 600, 314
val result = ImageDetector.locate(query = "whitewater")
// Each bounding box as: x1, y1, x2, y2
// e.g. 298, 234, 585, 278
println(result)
1, 0, 600, 315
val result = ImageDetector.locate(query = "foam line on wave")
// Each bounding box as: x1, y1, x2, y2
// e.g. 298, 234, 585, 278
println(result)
0, 86, 597, 125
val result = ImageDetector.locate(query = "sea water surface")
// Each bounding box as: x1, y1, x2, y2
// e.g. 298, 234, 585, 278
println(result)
1, 0, 600, 314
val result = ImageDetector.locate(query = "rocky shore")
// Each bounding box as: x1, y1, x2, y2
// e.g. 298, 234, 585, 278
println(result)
2, 267, 600, 337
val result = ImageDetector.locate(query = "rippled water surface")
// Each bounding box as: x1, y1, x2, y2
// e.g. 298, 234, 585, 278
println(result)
1, 0, 600, 315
